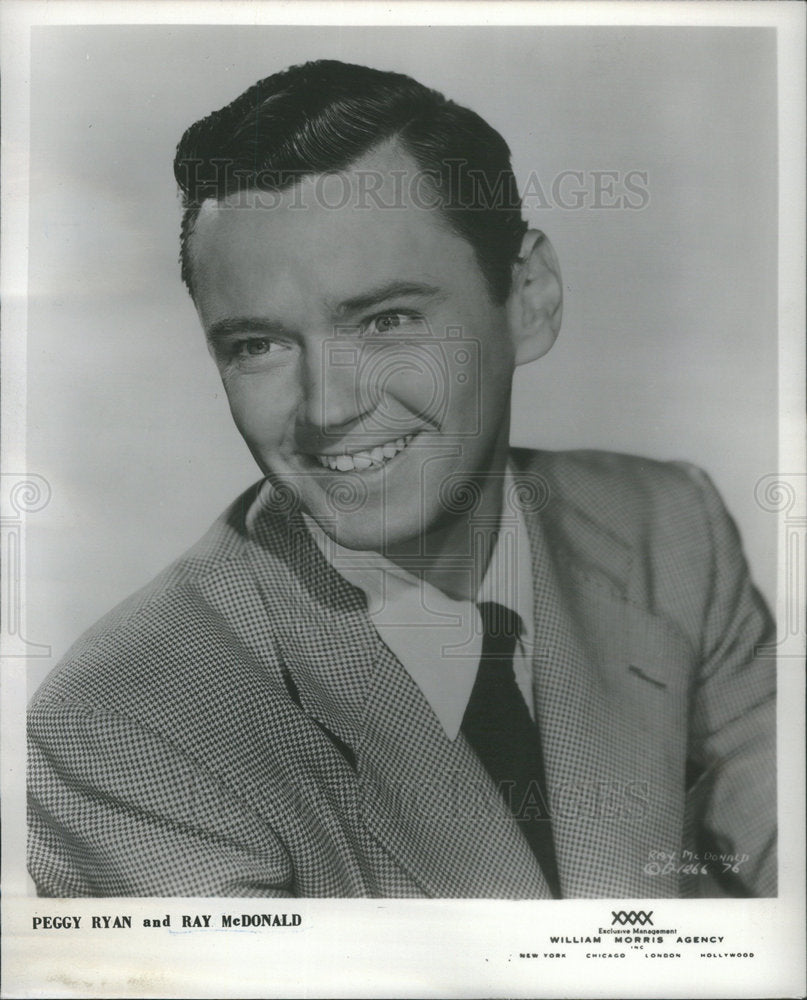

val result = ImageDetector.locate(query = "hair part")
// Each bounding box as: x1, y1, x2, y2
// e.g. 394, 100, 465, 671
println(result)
174, 60, 527, 304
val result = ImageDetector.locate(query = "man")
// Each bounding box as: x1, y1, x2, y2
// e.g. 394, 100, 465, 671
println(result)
28, 60, 776, 898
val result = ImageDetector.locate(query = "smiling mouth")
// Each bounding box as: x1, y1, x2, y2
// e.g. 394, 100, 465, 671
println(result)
308, 433, 417, 472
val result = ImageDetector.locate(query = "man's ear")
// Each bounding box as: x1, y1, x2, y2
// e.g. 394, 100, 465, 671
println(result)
506, 230, 563, 366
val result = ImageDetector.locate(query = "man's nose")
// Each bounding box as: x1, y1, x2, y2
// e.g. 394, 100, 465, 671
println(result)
297, 336, 371, 438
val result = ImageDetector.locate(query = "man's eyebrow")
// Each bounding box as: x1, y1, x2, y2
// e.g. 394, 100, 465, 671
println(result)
335, 281, 444, 316
206, 316, 290, 341
205, 282, 444, 340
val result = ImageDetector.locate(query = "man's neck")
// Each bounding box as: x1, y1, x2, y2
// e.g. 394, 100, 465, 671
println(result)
383, 453, 509, 603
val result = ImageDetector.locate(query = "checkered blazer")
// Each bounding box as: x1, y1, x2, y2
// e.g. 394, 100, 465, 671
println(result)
28, 449, 776, 898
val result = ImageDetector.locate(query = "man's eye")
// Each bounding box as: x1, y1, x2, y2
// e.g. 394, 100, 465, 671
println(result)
220, 337, 292, 368
364, 312, 421, 336
230, 337, 283, 361
235, 338, 272, 357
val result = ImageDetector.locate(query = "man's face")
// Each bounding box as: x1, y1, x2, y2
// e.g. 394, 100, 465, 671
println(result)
190, 145, 517, 553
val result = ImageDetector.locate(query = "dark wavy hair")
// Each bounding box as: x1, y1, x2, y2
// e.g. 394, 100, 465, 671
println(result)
174, 60, 527, 304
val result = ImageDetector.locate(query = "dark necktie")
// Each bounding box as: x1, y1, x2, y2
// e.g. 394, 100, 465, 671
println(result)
461, 601, 562, 898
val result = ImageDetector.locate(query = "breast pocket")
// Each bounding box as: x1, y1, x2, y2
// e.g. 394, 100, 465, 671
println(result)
582, 582, 696, 742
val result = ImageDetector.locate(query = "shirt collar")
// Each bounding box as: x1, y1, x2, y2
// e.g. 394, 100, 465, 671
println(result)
303, 463, 534, 739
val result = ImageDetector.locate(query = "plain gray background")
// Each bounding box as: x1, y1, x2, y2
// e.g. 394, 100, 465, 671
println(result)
26, 25, 778, 692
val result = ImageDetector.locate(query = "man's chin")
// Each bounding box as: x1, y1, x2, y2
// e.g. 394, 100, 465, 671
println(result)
307, 513, 424, 556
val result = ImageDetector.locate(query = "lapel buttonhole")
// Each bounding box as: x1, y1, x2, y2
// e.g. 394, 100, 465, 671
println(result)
628, 664, 667, 690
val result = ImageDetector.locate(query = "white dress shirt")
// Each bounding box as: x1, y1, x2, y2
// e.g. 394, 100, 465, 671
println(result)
304, 465, 535, 740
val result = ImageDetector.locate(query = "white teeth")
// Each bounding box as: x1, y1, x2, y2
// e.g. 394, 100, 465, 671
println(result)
312, 434, 416, 473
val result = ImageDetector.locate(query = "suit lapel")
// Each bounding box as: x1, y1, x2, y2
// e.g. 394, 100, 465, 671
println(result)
519, 466, 692, 898
244, 498, 373, 751
356, 640, 552, 898
240, 470, 693, 898
243, 488, 551, 897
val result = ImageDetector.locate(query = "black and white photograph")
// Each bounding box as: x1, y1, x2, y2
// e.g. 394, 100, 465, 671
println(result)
2, 1, 804, 997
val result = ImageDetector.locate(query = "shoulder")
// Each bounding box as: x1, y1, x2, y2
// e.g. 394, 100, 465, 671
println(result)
512, 445, 707, 508
29, 480, 279, 718
510, 447, 757, 645
511, 446, 722, 548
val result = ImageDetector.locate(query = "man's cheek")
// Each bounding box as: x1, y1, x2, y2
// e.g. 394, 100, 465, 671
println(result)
226, 383, 291, 436
380, 355, 461, 429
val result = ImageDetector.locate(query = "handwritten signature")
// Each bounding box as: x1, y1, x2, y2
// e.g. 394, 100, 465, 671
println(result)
643, 849, 749, 877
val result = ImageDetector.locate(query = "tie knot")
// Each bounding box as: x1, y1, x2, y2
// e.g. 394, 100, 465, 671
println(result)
478, 601, 521, 642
